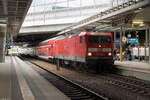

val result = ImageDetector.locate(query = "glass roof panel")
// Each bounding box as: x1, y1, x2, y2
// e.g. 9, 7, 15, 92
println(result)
28, 0, 131, 13
23, 0, 131, 26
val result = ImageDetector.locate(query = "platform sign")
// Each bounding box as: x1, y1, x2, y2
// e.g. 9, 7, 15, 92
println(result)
115, 39, 120, 44
6, 42, 14, 46
127, 39, 139, 44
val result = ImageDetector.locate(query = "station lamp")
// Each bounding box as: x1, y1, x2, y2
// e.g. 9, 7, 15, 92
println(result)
127, 34, 131, 38
132, 20, 144, 24
138, 8, 142, 10
134, 7, 143, 13
0, 18, 7, 23
132, 20, 145, 27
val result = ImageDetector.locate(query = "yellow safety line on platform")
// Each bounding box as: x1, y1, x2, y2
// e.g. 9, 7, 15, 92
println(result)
120, 48, 123, 62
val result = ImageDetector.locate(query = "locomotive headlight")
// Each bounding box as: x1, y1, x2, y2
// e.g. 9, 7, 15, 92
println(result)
88, 52, 92, 56
108, 52, 112, 56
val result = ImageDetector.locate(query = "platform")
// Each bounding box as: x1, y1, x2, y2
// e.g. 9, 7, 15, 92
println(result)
0, 56, 70, 100
114, 61, 150, 81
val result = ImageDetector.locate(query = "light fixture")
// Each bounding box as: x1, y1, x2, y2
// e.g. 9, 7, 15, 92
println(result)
134, 8, 143, 13
0, 23, 6, 27
0, 18, 7, 23
88, 52, 92, 56
132, 20, 144, 24
138, 8, 142, 10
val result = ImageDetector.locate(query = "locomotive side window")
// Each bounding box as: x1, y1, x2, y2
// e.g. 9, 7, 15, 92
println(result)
88, 36, 111, 44
80, 37, 83, 43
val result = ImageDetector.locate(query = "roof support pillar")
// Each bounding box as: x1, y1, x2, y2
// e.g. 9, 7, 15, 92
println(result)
148, 27, 150, 64
0, 24, 7, 62
114, 31, 117, 49
2, 0, 8, 15
145, 28, 148, 61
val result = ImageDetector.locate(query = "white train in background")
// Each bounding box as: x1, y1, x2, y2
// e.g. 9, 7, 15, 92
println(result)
8, 46, 20, 55
8, 46, 35, 55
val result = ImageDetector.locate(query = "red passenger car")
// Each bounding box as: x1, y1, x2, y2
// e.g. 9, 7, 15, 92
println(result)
37, 39, 55, 60
36, 32, 114, 70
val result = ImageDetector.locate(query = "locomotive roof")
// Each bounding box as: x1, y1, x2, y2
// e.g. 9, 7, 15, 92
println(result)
79, 32, 112, 36
40, 32, 112, 44
41, 33, 79, 43
41, 35, 66, 43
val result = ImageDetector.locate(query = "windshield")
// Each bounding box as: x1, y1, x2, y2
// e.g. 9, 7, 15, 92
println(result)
88, 35, 111, 44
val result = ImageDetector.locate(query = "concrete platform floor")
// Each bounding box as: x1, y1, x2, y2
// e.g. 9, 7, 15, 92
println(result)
0, 56, 70, 100
114, 61, 150, 81
115, 61, 150, 73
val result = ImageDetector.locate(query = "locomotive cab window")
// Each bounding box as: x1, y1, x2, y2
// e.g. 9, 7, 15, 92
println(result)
88, 35, 111, 44
80, 36, 83, 43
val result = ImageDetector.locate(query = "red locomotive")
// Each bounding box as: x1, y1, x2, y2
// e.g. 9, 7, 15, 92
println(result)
36, 32, 114, 71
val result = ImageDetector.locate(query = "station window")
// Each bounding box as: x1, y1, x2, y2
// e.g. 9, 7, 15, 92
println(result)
80, 37, 83, 43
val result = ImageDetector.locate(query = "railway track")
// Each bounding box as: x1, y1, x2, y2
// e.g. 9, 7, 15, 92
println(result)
28, 61, 108, 100
21, 56, 150, 100
101, 74, 150, 96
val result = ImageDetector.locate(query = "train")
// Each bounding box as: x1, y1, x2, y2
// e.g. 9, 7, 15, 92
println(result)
22, 32, 114, 71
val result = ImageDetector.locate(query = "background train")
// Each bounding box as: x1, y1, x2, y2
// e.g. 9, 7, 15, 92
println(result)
21, 32, 114, 71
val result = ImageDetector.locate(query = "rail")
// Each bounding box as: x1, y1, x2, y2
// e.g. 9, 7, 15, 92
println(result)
29, 61, 109, 100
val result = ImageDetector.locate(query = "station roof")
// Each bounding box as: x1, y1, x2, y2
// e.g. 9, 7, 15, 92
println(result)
15, 0, 114, 43
15, 0, 150, 43
58, 0, 150, 35
0, 0, 32, 41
